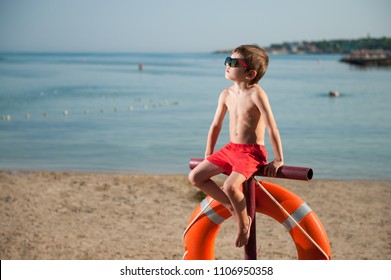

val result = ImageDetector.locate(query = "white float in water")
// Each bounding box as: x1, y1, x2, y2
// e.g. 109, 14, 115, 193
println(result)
329, 90, 340, 97
1, 115, 11, 121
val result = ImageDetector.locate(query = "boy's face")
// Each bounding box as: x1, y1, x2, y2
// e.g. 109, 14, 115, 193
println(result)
225, 52, 249, 82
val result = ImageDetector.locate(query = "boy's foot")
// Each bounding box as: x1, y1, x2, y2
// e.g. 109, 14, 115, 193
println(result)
235, 216, 252, 247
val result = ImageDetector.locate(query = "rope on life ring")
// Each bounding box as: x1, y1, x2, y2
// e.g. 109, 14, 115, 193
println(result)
183, 180, 331, 260
252, 177, 330, 260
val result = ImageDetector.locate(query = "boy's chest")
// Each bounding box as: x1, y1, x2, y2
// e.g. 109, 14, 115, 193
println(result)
226, 94, 258, 116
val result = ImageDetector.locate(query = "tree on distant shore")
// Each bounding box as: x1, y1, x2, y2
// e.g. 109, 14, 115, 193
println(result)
312, 37, 391, 53
214, 37, 391, 54
267, 37, 391, 54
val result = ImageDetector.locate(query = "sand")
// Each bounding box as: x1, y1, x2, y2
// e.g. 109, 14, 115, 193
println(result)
0, 170, 390, 260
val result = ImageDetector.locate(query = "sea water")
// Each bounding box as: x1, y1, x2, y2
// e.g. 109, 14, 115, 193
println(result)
0, 52, 390, 179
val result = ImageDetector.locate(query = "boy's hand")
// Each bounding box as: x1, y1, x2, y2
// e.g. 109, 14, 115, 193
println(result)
264, 159, 284, 177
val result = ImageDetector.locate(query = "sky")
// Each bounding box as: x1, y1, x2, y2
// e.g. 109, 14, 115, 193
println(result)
0, 0, 390, 52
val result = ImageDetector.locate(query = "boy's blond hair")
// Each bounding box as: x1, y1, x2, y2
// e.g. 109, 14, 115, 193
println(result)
233, 45, 269, 85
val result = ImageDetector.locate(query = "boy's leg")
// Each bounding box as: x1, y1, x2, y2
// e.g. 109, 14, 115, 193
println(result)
223, 171, 251, 248
188, 159, 235, 215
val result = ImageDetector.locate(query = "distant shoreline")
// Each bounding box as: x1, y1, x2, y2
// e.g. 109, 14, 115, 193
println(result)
214, 36, 391, 55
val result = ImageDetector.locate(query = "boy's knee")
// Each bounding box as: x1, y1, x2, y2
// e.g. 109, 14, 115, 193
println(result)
188, 170, 200, 187
222, 182, 236, 195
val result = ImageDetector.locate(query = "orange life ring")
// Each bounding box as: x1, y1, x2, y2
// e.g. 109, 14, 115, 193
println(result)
183, 180, 331, 260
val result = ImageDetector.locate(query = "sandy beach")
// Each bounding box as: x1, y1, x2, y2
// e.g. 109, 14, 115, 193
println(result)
1, 170, 390, 260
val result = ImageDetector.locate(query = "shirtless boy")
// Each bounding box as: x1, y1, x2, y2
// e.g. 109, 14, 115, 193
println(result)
188, 45, 284, 248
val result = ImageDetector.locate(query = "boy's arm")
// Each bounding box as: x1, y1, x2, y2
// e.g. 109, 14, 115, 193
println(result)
205, 90, 227, 158
254, 89, 284, 177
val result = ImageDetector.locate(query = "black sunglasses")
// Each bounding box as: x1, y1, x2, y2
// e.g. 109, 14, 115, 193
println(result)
224, 57, 251, 69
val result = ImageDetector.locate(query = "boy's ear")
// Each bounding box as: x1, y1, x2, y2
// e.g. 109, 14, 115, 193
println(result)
246, 70, 257, 81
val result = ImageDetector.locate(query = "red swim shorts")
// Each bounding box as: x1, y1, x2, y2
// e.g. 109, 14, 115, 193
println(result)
206, 142, 268, 179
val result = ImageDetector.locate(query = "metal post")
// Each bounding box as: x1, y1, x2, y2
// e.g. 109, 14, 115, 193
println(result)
243, 178, 257, 260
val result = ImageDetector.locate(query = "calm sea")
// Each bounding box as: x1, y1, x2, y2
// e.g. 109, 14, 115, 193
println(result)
1, 52, 390, 179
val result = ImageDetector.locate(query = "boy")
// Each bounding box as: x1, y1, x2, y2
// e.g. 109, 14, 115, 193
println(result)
188, 45, 284, 248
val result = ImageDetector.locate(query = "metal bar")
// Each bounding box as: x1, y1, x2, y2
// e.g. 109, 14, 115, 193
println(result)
189, 158, 313, 181
243, 178, 257, 260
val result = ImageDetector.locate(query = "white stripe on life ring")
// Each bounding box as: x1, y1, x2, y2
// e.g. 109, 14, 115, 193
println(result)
200, 198, 226, 225
282, 202, 311, 231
